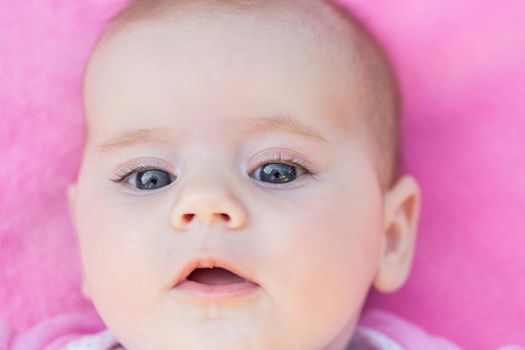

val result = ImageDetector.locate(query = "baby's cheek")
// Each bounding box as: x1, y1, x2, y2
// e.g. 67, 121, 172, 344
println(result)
83, 246, 160, 341
76, 199, 159, 329
260, 200, 363, 326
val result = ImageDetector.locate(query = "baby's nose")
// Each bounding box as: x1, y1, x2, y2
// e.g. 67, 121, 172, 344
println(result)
170, 181, 248, 231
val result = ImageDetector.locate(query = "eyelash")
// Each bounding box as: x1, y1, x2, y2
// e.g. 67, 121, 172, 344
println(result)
256, 154, 318, 179
111, 159, 169, 184
110, 154, 318, 185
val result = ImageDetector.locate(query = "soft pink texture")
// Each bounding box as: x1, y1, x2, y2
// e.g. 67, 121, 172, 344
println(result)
0, 1, 523, 349
7, 310, 105, 350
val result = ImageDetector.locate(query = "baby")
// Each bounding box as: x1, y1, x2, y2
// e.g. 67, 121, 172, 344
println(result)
64, 0, 425, 349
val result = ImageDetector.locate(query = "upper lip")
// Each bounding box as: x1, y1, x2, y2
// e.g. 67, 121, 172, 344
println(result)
172, 256, 258, 288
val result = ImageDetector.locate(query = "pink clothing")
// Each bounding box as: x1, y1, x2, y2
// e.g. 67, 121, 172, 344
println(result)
1, 311, 106, 350
1, 308, 464, 350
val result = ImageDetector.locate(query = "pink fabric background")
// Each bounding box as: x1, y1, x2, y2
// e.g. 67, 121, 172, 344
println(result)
1, 1, 524, 349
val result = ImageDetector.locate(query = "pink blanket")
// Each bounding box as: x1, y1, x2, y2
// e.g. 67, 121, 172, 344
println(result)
1, 1, 524, 349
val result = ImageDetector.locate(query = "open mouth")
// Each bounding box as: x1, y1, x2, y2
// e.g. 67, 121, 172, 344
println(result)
186, 267, 246, 285
172, 258, 260, 299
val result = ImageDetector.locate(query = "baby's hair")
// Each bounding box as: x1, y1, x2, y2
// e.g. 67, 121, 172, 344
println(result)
95, 0, 400, 190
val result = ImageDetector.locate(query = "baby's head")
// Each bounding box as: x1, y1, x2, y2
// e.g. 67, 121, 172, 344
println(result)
68, 0, 421, 349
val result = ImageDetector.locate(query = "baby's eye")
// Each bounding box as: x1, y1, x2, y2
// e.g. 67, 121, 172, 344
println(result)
134, 169, 175, 190
249, 162, 307, 184
125, 169, 176, 190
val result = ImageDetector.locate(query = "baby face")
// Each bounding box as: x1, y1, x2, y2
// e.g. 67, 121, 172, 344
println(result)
69, 2, 419, 349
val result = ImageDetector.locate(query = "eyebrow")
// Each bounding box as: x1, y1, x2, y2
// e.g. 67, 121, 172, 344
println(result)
96, 115, 331, 153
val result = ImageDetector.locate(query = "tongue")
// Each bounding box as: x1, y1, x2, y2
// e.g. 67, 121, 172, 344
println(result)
187, 267, 246, 285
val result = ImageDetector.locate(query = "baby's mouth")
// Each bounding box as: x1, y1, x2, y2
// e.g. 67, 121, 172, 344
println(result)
172, 257, 260, 300
186, 267, 246, 285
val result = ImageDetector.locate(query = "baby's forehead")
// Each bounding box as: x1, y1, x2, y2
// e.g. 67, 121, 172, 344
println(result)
87, 0, 379, 119
96, 0, 364, 67
86, 1, 366, 121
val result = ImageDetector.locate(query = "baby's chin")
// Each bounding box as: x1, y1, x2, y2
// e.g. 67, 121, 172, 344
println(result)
97, 294, 362, 350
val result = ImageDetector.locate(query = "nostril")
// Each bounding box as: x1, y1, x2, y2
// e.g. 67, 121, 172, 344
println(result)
182, 213, 194, 222
180, 213, 230, 224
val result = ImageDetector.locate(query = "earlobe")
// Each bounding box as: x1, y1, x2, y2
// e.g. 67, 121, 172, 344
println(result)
67, 183, 90, 300
373, 175, 421, 293
67, 183, 77, 217
81, 278, 91, 300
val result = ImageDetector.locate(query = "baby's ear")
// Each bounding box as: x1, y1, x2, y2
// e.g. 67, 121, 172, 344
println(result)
373, 175, 421, 292
67, 183, 77, 218
67, 184, 91, 300
81, 278, 91, 300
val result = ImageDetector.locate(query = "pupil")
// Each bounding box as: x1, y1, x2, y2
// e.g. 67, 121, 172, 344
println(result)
261, 163, 296, 183
137, 170, 171, 190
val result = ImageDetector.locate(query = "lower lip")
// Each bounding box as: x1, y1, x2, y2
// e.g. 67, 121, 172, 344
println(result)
174, 279, 260, 298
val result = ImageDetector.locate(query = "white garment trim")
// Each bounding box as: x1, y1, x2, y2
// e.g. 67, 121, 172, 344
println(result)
349, 326, 406, 350
61, 329, 123, 350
